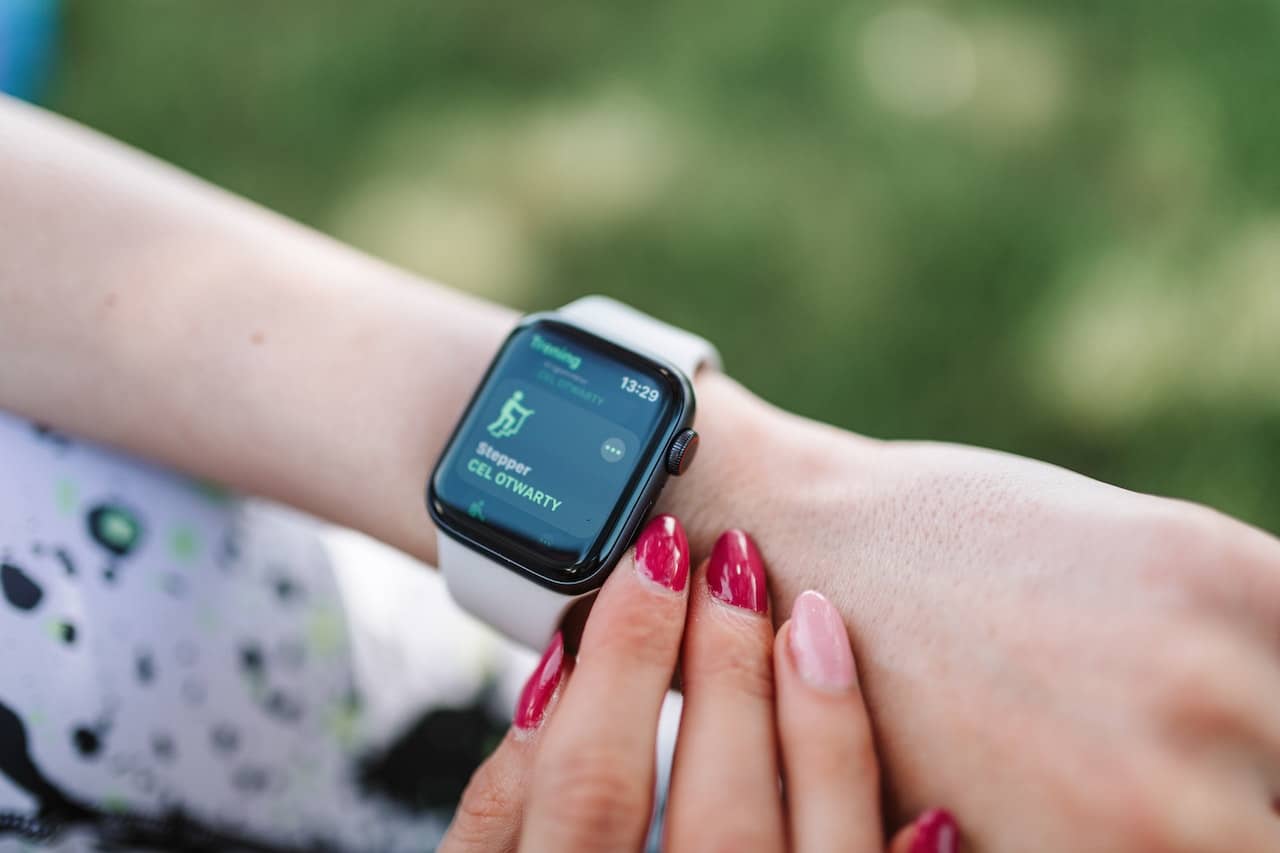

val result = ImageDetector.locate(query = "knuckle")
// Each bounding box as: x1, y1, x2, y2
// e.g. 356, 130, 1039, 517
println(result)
587, 601, 682, 670
533, 745, 650, 843
456, 776, 511, 825
780, 708, 880, 805
1149, 643, 1217, 705
1114, 786, 1235, 853
1077, 778, 1172, 852
1143, 633, 1258, 738
821, 716, 880, 783
841, 696, 878, 750
1132, 500, 1255, 595
687, 637, 774, 703
446, 761, 518, 848
1116, 799, 1181, 852
1083, 762, 1240, 853
1129, 505, 1211, 586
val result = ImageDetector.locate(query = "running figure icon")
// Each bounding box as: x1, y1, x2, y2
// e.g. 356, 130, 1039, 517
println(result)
487, 390, 535, 439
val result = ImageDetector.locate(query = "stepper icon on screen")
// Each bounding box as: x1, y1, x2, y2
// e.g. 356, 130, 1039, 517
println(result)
488, 389, 534, 439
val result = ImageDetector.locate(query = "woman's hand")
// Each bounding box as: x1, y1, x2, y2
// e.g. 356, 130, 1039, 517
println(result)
439, 516, 958, 853
664, 377, 1280, 852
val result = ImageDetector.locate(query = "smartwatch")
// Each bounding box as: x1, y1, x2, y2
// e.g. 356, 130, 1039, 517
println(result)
426, 296, 720, 649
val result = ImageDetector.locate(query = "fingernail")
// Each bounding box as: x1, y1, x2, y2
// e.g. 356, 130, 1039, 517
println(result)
789, 590, 855, 690
707, 529, 767, 613
910, 809, 958, 853
634, 514, 689, 592
514, 631, 565, 732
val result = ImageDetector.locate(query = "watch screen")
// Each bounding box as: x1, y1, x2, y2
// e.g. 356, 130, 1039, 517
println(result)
431, 319, 686, 581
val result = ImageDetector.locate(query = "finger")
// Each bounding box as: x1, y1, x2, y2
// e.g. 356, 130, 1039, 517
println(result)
887, 809, 961, 853
665, 529, 786, 852
774, 590, 881, 852
521, 514, 691, 853
440, 632, 569, 853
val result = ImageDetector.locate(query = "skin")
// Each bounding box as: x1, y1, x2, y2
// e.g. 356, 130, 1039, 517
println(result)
2, 94, 1278, 849
440, 517, 938, 853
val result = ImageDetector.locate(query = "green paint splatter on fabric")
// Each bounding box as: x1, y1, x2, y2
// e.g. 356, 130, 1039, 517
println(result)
169, 526, 199, 561
192, 479, 233, 504
325, 702, 361, 748
306, 608, 346, 659
55, 479, 77, 515
43, 619, 77, 645
101, 793, 129, 814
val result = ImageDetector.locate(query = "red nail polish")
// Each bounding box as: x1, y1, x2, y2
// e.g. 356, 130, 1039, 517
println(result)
634, 514, 689, 592
514, 631, 564, 731
707, 529, 767, 613
910, 809, 958, 853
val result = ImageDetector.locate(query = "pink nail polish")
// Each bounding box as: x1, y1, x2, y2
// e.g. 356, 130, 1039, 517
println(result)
634, 514, 689, 592
707, 529, 767, 613
789, 590, 855, 690
514, 631, 564, 731
911, 809, 958, 853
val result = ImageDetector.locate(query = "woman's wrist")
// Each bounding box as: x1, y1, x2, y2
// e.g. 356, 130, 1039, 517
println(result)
657, 374, 806, 568
656, 373, 884, 621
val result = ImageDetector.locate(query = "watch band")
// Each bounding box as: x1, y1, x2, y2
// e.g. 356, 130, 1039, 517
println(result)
439, 535, 587, 649
558, 295, 723, 378
438, 296, 720, 649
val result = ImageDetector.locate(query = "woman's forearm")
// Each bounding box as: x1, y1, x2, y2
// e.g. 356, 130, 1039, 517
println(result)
0, 96, 519, 562
0, 96, 759, 567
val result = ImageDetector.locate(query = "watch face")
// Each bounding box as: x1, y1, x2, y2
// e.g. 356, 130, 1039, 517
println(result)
428, 317, 693, 591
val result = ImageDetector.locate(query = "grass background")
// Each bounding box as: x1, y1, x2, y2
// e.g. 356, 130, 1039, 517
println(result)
33, 0, 1280, 532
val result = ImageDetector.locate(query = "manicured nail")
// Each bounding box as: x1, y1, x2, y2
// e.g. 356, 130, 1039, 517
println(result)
514, 631, 564, 732
707, 529, 767, 613
634, 514, 689, 592
789, 590, 855, 690
910, 809, 958, 853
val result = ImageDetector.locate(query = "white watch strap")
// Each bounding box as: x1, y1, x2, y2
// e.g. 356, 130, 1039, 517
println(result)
559, 295, 722, 377
439, 535, 590, 650
439, 295, 719, 650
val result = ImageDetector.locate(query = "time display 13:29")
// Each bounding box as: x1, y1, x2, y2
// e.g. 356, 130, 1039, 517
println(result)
619, 375, 661, 402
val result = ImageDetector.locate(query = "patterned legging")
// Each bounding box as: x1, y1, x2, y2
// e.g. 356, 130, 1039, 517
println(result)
0, 410, 518, 852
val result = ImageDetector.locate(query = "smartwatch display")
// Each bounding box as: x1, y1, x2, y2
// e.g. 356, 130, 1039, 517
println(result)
427, 296, 720, 648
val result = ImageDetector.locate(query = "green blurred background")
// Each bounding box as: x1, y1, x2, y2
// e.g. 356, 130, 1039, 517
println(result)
26, 1, 1280, 531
